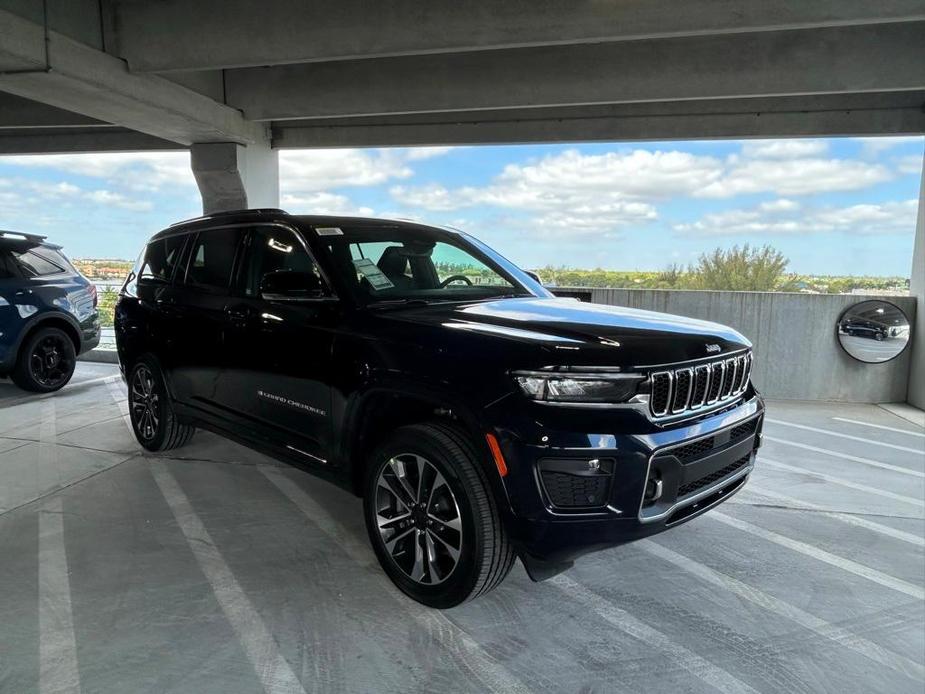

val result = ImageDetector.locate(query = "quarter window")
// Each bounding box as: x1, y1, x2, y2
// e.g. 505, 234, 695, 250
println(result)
11, 249, 65, 277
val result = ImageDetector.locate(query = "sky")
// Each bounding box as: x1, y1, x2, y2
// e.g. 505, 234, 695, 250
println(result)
0, 136, 922, 276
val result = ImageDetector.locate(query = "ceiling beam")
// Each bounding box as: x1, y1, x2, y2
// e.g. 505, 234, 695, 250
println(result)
0, 127, 180, 154
110, 0, 925, 72
0, 8, 267, 146
0, 93, 108, 129
226, 23, 925, 122
272, 94, 925, 148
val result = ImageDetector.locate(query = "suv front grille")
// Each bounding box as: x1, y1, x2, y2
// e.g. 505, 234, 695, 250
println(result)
649, 352, 752, 419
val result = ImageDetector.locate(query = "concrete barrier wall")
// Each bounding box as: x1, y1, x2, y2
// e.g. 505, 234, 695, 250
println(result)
590, 288, 917, 402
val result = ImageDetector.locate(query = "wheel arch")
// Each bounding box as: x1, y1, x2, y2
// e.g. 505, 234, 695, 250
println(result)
14, 312, 82, 358
343, 384, 499, 499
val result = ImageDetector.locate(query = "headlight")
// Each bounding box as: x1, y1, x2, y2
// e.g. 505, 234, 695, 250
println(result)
513, 370, 643, 403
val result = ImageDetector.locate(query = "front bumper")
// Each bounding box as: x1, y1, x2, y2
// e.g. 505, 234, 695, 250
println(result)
490, 394, 764, 579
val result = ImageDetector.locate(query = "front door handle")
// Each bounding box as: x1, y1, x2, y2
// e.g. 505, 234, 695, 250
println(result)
224, 304, 254, 325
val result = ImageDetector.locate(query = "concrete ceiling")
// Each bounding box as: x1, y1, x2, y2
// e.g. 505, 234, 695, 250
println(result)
0, 0, 923, 152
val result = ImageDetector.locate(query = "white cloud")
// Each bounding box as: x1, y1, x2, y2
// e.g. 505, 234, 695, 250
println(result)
675, 199, 917, 237
279, 149, 415, 195
896, 154, 923, 176
0, 152, 195, 192
281, 191, 374, 217
390, 144, 896, 233
403, 147, 455, 161
740, 140, 828, 159
85, 189, 153, 211
854, 136, 925, 155
758, 198, 800, 212
391, 148, 722, 234
696, 157, 892, 198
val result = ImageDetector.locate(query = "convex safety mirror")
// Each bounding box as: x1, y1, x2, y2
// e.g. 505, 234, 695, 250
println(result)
837, 300, 911, 363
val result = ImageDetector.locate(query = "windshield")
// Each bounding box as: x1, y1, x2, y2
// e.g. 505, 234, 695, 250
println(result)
314, 223, 545, 305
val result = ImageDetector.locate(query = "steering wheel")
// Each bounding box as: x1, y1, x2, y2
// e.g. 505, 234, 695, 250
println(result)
439, 274, 473, 288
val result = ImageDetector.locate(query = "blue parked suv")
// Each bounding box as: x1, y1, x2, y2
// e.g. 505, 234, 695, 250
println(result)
0, 231, 100, 392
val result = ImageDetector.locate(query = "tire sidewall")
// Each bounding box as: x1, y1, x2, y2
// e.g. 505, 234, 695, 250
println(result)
127, 357, 172, 451
364, 426, 487, 608
15, 327, 76, 393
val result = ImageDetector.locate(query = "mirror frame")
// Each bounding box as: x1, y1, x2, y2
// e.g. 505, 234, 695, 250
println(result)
835, 299, 911, 364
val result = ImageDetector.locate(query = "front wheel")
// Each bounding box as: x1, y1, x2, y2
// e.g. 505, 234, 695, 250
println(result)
364, 423, 515, 608
127, 358, 195, 451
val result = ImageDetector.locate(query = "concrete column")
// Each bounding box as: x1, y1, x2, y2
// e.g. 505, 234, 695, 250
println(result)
190, 142, 279, 214
908, 152, 925, 408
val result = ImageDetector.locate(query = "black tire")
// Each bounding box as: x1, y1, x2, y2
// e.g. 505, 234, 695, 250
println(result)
127, 357, 195, 452
363, 422, 516, 608
10, 326, 76, 393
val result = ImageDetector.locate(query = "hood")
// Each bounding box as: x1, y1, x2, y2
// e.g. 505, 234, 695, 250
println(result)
379, 297, 750, 367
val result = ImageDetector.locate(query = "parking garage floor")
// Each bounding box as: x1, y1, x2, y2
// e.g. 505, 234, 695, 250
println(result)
1, 363, 923, 694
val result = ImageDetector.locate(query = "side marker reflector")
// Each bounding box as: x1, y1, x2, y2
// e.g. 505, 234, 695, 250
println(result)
485, 433, 508, 477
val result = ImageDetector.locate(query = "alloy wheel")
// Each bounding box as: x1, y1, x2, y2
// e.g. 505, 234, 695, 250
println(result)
130, 365, 160, 441
29, 335, 73, 389
375, 453, 463, 585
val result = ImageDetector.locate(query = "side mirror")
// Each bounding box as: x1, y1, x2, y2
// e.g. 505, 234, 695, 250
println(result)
525, 270, 542, 285
259, 270, 327, 302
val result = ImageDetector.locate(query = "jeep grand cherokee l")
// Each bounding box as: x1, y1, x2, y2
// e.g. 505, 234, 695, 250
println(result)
0, 231, 100, 392
115, 209, 764, 608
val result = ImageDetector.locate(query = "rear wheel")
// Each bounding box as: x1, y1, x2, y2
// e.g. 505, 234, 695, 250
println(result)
364, 423, 515, 608
10, 327, 76, 393
128, 358, 195, 451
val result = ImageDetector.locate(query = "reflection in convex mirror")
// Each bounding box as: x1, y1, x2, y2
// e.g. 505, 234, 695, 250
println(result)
837, 300, 911, 363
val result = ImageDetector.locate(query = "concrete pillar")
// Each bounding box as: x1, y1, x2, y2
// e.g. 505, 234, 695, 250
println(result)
190, 142, 279, 214
908, 152, 924, 408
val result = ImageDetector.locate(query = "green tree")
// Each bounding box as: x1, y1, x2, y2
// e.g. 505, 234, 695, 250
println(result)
685, 244, 797, 291
98, 286, 118, 328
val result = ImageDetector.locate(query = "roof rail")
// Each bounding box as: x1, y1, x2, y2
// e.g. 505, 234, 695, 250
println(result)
0, 230, 47, 243
169, 208, 289, 227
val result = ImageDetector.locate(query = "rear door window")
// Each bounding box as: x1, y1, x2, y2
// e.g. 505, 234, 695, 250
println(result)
140, 235, 187, 283
183, 227, 244, 291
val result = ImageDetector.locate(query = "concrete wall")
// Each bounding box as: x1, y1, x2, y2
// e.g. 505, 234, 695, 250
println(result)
590, 288, 916, 403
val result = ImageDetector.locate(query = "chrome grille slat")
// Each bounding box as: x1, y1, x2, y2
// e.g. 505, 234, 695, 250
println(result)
649, 351, 752, 419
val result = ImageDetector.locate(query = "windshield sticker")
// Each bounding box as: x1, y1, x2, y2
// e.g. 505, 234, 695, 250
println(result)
353, 257, 395, 290
315, 226, 343, 236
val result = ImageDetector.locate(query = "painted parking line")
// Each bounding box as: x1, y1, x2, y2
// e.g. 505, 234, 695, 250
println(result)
762, 435, 924, 479
259, 465, 533, 694
150, 462, 306, 694
105, 380, 135, 438
766, 419, 924, 455
758, 457, 925, 509
831, 417, 925, 439
638, 540, 924, 681
710, 512, 925, 600
742, 484, 925, 547
39, 497, 81, 694
551, 575, 760, 694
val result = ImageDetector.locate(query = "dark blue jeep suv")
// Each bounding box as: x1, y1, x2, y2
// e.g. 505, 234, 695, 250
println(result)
0, 231, 100, 392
